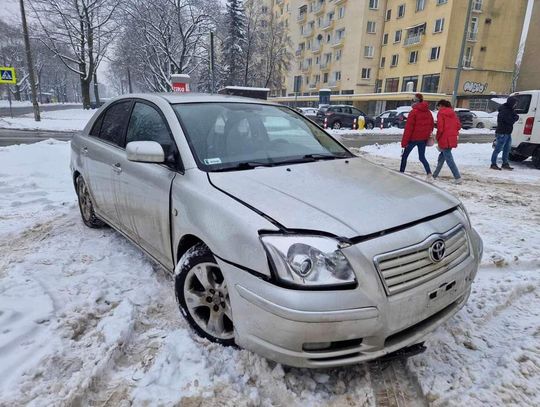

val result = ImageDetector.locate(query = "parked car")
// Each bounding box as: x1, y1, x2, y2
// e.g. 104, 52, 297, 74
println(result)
470, 111, 497, 129
374, 110, 400, 128
395, 110, 438, 129
454, 109, 474, 130
509, 90, 540, 168
71, 93, 482, 368
316, 105, 375, 130
298, 107, 319, 120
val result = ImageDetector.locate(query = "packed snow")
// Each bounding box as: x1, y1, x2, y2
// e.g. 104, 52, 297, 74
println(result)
0, 140, 538, 406
329, 127, 495, 137
0, 101, 81, 109
0, 108, 94, 131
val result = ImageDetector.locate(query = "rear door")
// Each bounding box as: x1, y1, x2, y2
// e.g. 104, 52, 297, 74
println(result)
83, 100, 132, 226
113, 101, 179, 269
511, 92, 539, 146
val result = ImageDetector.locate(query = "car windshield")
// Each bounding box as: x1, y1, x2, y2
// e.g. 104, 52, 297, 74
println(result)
173, 102, 351, 171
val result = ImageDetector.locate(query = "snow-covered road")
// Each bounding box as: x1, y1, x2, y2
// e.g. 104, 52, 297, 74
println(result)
0, 141, 538, 406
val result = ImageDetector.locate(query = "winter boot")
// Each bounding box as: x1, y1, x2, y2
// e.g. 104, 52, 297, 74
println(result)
490, 164, 502, 171
454, 178, 463, 185
502, 163, 514, 171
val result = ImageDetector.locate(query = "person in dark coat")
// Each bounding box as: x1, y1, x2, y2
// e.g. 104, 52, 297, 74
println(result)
491, 96, 519, 170
400, 93, 435, 178
433, 100, 462, 184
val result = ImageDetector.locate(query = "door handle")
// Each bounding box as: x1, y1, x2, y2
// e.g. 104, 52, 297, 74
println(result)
112, 163, 122, 173
81, 147, 88, 155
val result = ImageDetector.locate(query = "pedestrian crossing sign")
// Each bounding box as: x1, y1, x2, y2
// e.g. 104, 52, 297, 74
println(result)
0, 67, 16, 84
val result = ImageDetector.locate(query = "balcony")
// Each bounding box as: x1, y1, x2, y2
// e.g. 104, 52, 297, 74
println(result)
302, 27, 314, 37
331, 36, 345, 48
335, 0, 347, 5
328, 79, 340, 88
312, 42, 322, 53
313, 2, 324, 15
297, 12, 307, 23
302, 61, 312, 72
320, 60, 331, 70
321, 18, 334, 31
403, 34, 425, 47
467, 31, 478, 41
309, 82, 318, 89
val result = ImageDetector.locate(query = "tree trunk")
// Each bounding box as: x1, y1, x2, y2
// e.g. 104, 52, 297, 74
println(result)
81, 77, 91, 109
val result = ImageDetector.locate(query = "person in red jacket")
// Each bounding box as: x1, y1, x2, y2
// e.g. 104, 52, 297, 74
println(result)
400, 93, 435, 178
433, 100, 462, 184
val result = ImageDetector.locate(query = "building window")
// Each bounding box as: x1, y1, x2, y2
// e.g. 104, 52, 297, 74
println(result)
385, 77, 400, 92
416, 0, 426, 11
338, 6, 345, 19
323, 72, 329, 83
468, 17, 479, 41
335, 49, 342, 60
369, 0, 379, 10
434, 18, 445, 33
380, 57, 386, 68
364, 46, 374, 58
401, 76, 419, 91
409, 50, 418, 64
375, 79, 383, 93
262, 6, 268, 13
383, 33, 389, 45
421, 74, 440, 93
394, 30, 402, 43
464, 46, 473, 67
391, 54, 399, 67
430, 46, 441, 60
361, 68, 371, 79
335, 71, 342, 81
367, 21, 376, 33
472, 0, 483, 12
385, 9, 392, 21
397, 4, 406, 18
437, 0, 448, 5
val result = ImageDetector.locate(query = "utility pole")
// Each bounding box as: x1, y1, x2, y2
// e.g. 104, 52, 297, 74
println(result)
210, 32, 216, 94
452, 0, 474, 108
19, 0, 40, 121
93, 72, 100, 106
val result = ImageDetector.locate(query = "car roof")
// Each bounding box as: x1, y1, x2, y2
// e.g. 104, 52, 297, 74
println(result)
110, 92, 278, 106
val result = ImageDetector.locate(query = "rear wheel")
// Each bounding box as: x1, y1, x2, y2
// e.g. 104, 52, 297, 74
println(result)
76, 176, 105, 228
332, 121, 342, 130
175, 244, 235, 346
532, 149, 540, 169
509, 151, 528, 162
365, 121, 374, 130
476, 122, 485, 129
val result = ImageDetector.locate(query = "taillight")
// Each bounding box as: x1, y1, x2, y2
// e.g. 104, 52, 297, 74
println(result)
524, 117, 534, 135
324, 117, 328, 129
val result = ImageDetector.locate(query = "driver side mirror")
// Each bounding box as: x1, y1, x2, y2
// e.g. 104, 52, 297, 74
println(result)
126, 141, 165, 163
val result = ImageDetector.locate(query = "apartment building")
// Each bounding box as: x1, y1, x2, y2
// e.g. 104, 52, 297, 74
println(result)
517, 0, 540, 91
271, 0, 527, 113
378, 0, 527, 110
273, 0, 386, 97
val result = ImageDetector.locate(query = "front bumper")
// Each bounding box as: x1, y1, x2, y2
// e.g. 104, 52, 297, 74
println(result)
222, 222, 482, 368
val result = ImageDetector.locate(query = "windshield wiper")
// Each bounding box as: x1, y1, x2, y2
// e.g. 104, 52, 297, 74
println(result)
212, 161, 274, 172
302, 153, 344, 160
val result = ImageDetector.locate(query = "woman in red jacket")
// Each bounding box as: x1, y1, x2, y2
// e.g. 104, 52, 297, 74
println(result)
400, 93, 435, 178
433, 100, 462, 184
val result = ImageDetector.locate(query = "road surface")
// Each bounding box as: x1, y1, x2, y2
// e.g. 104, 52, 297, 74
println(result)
0, 103, 83, 117
0, 128, 495, 148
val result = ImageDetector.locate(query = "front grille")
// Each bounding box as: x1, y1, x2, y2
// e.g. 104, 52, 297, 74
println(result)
374, 225, 470, 295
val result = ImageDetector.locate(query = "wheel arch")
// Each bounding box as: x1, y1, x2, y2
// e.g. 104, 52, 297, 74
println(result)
176, 234, 207, 265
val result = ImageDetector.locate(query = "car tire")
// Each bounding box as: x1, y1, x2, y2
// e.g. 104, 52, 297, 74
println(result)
532, 149, 540, 169
175, 243, 235, 346
508, 152, 528, 162
332, 121, 342, 130
476, 122, 485, 129
365, 122, 374, 130
76, 176, 105, 228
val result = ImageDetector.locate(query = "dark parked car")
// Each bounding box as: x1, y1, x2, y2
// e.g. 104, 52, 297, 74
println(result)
455, 109, 474, 130
374, 110, 400, 128
316, 105, 375, 130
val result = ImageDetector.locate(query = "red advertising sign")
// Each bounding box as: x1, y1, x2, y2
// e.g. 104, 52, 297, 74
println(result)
172, 82, 188, 92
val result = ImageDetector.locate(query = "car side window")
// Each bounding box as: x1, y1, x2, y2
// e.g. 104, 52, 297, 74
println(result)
126, 102, 178, 162
89, 114, 104, 137
98, 101, 132, 147
332, 107, 342, 113
343, 107, 353, 115
351, 108, 363, 116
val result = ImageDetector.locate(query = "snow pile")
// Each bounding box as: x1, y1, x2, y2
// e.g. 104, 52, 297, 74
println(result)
0, 140, 538, 406
0, 108, 94, 131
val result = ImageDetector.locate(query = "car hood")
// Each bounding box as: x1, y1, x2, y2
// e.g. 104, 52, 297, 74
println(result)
209, 157, 459, 238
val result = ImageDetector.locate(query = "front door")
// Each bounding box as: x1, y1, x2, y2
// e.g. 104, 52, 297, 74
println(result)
113, 101, 179, 269
83, 100, 132, 226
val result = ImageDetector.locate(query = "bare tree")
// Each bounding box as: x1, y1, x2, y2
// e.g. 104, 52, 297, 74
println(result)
30, 0, 120, 108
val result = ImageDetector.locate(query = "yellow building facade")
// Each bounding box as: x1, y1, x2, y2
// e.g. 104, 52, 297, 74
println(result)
271, 0, 527, 112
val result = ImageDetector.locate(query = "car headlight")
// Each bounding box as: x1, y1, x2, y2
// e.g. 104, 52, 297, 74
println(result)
457, 204, 471, 228
260, 235, 356, 288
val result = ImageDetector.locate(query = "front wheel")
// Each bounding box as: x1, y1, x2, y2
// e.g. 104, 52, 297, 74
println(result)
365, 121, 374, 130
76, 176, 105, 228
332, 121, 342, 130
175, 244, 235, 346
476, 122, 485, 129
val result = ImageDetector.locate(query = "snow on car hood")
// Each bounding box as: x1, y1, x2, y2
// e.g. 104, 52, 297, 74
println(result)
209, 157, 459, 238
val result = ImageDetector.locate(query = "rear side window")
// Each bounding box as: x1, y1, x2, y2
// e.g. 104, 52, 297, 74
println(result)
514, 95, 532, 114
126, 102, 178, 161
89, 114, 104, 137
98, 101, 132, 147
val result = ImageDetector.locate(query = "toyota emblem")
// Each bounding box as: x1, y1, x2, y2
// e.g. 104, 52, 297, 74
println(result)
429, 240, 446, 263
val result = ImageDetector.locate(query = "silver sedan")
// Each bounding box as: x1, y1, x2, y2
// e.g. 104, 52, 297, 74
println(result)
70, 93, 483, 368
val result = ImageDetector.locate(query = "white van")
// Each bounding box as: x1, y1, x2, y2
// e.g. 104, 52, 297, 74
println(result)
509, 90, 540, 168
